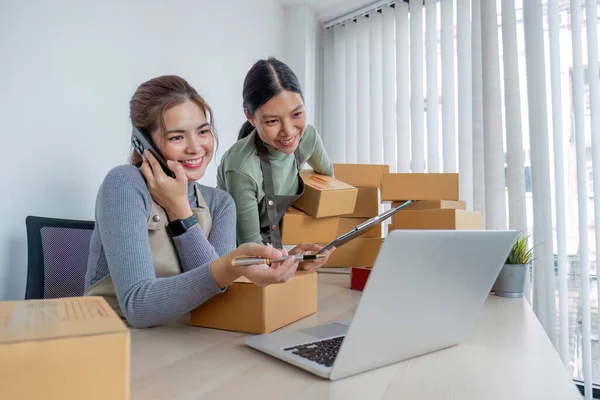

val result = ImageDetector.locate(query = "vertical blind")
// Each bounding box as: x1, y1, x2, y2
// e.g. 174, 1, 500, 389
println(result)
321, 0, 599, 395
547, 0, 570, 369
570, 0, 592, 396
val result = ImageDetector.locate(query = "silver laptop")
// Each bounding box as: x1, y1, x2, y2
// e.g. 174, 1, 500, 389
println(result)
244, 229, 518, 381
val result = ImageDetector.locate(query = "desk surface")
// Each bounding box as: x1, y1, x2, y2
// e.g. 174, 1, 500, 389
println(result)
130, 273, 581, 400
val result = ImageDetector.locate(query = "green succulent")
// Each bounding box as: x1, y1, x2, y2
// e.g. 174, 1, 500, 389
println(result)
506, 233, 534, 265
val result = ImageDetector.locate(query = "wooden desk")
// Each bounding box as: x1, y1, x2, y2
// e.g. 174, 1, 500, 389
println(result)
131, 273, 581, 399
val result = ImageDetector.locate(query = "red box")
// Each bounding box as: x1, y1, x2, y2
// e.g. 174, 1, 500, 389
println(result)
350, 267, 371, 291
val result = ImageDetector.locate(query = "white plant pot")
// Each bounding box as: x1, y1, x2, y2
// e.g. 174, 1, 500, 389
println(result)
492, 264, 527, 298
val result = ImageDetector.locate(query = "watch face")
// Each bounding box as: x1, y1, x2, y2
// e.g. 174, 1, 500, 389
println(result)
168, 215, 197, 236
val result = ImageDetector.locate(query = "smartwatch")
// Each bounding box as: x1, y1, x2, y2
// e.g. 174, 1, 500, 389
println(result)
167, 215, 198, 237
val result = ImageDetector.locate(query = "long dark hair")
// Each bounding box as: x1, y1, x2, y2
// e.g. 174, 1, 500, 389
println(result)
238, 57, 304, 140
129, 75, 217, 166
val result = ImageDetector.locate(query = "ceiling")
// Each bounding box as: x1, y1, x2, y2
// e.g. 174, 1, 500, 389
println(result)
278, 0, 377, 22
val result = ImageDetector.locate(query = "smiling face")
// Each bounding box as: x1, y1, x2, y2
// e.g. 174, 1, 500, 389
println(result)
150, 100, 214, 182
246, 90, 306, 154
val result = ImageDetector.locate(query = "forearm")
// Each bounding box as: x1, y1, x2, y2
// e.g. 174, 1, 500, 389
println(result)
225, 171, 264, 245
238, 234, 264, 245
305, 126, 334, 176
237, 218, 265, 245
206, 192, 237, 256
120, 263, 225, 328
232, 193, 264, 244
172, 224, 219, 272
309, 149, 334, 176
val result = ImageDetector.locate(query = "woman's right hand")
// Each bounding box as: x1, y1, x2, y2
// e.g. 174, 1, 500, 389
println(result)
241, 245, 299, 287
210, 243, 300, 288
140, 150, 192, 220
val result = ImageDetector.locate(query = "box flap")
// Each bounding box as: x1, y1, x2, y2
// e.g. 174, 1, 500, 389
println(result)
285, 207, 306, 215
233, 276, 253, 284
0, 297, 128, 344
232, 271, 314, 285
300, 170, 355, 191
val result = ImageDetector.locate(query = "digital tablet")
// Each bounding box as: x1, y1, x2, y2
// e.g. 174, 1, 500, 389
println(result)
316, 200, 413, 254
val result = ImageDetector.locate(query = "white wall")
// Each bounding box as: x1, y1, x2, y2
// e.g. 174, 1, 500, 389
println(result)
0, 0, 285, 300
284, 5, 319, 125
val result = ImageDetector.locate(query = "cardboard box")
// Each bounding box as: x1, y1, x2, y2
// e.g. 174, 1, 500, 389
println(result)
293, 170, 358, 218
392, 200, 466, 211
381, 173, 459, 201
343, 187, 380, 218
190, 272, 317, 334
350, 267, 372, 292
281, 207, 339, 245
322, 238, 383, 268
337, 217, 382, 238
333, 164, 390, 187
0, 297, 130, 400
391, 209, 483, 230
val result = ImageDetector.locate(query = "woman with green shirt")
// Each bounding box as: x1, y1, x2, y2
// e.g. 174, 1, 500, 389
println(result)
217, 57, 334, 269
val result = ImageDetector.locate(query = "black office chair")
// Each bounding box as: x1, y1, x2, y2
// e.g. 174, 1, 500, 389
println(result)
25, 216, 95, 299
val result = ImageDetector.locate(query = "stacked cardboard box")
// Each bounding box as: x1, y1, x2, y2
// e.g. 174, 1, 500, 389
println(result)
283, 169, 361, 246
321, 237, 384, 268
381, 173, 483, 231
190, 171, 358, 333
318, 164, 390, 269
280, 207, 339, 245
350, 172, 483, 291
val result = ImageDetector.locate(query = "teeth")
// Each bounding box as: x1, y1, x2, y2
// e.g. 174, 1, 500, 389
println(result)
181, 157, 203, 165
279, 137, 295, 145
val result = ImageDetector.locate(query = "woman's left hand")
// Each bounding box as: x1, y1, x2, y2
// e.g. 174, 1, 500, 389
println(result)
140, 150, 192, 220
289, 244, 335, 272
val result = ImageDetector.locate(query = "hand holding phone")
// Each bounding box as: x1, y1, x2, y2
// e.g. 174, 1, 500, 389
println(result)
131, 127, 176, 178
140, 150, 193, 220
133, 127, 191, 220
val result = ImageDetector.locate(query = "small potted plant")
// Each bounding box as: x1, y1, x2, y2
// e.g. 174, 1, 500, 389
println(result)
492, 233, 533, 298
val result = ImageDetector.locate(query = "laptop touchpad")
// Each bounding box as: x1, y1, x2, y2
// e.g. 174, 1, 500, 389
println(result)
298, 323, 349, 339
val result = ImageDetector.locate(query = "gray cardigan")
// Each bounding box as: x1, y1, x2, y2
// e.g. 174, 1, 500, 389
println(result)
85, 165, 236, 328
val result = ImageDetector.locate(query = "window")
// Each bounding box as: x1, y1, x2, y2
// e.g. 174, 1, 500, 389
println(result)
504, 165, 532, 193
514, 1, 598, 385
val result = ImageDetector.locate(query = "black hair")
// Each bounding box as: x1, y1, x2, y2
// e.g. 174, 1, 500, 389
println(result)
238, 57, 304, 140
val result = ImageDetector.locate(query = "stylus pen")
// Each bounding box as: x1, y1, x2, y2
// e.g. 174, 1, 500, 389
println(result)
231, 254, 326, 267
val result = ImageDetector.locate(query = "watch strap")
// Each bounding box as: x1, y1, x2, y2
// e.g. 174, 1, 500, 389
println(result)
167, 214, 198, 237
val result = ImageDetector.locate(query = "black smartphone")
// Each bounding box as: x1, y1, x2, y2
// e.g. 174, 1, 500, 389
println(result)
131, 127, 176, 178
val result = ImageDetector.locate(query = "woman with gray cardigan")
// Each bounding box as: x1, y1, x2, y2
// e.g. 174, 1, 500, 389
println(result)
84, 75, 299, 328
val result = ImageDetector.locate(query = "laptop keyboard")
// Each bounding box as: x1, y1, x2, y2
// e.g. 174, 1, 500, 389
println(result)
283, 336, 344, 367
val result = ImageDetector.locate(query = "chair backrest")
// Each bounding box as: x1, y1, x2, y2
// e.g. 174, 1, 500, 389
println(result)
25, 216, 95, 299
